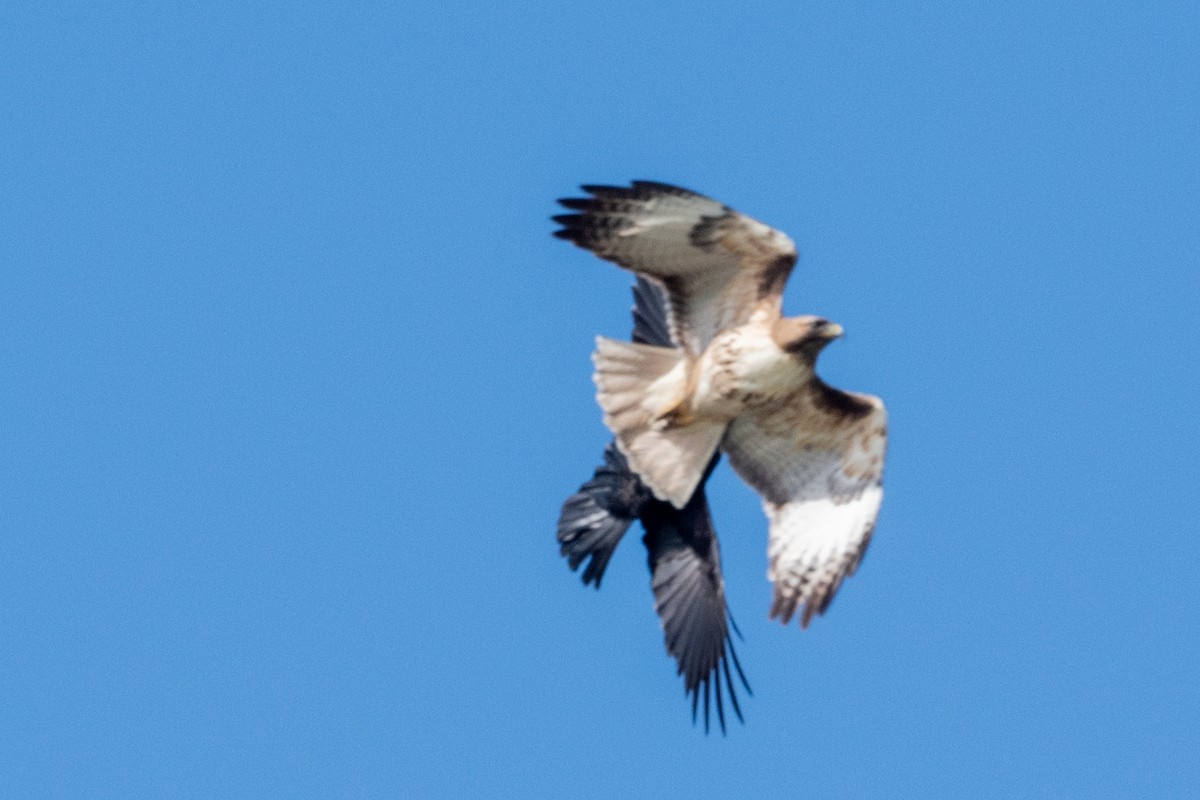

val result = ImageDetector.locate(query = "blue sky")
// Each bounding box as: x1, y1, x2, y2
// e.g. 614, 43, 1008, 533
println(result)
3, 1, 1198, 797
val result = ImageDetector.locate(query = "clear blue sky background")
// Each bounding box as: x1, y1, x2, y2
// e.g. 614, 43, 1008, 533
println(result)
3, 2, 1198, 797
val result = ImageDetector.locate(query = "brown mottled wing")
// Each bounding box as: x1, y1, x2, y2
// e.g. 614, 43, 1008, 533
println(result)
554, 181, 797, 356
721, 385, 888, 627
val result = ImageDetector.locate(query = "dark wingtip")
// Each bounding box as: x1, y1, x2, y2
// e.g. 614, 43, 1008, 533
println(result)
685, 644, 750, 735
723, 655, 744, 724
727, 634, 752, 697
557, 197, 595, 211
579, 183, 628, 196
727, 608, 744, 641
714, 671, 727, 735
557, 445, 646, 588
631, 179, 690, 194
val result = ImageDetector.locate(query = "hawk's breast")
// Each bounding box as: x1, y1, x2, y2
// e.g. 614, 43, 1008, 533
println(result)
692, 324, 809, 417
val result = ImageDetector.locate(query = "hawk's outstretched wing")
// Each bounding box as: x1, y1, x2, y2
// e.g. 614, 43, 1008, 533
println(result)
554, 181, 797, 356
722, 385, 888, 627
557, 278, 749, 733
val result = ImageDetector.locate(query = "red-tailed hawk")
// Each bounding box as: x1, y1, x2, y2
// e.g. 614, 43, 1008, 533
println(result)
558, 278, 748, 734
554, 180, 887, 631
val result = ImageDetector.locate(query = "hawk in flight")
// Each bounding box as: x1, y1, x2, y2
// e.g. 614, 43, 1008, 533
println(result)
554, 181, 887, 729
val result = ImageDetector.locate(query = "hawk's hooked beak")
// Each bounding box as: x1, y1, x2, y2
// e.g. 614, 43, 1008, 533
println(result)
818, 321, 844, 340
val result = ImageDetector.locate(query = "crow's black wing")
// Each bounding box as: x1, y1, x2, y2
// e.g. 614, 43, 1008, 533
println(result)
642, 455, 749, 734
557, 443, 648, 588
630, 276, 673, 348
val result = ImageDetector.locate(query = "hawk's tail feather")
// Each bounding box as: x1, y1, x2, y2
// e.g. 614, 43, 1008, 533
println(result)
592, 337, 723, 509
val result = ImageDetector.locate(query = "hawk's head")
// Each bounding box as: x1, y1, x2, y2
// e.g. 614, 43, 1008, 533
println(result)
773, 316, 844, 363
